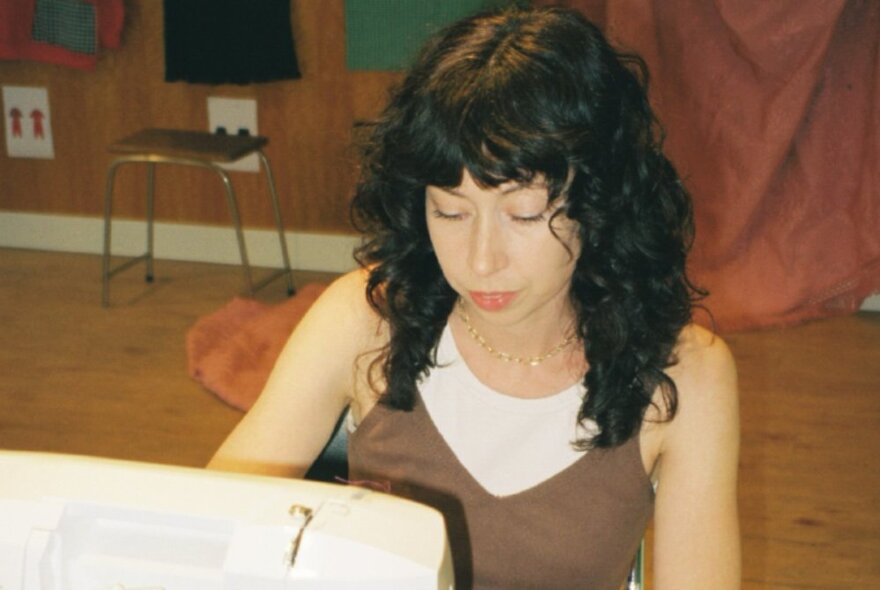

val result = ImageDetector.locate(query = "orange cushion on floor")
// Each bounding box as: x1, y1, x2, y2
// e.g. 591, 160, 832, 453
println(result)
186, 283, 327, 411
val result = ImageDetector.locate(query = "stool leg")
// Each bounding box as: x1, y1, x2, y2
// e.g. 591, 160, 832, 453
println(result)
625, 538, 645, 590
145, 162, 155, 283
101, 161, 122, 307
257, 151, 295, 295
215, 169, 254, 296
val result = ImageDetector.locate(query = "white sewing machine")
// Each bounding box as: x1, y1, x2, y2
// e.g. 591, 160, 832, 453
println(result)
0, 451, 454, 590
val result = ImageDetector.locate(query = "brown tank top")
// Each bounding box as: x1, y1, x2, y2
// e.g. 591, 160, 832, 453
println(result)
349, 393, 654, 590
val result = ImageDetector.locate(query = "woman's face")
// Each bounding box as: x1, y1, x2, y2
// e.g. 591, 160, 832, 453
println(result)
426, 169, 581, 328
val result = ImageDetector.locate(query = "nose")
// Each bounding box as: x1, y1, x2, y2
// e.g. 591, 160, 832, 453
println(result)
468, 215, 508, 276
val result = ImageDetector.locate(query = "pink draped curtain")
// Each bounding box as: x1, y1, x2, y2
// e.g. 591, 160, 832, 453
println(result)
538, 0, 879, 331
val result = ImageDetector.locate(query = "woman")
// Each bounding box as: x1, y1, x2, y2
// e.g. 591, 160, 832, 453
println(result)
209, 6, 740, 589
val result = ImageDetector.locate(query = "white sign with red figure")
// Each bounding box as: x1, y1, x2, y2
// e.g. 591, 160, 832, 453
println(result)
2, 86, 55, 159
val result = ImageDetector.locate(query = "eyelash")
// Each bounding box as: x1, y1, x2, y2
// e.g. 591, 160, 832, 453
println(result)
430, 209, 547, 224
512, 213, 547, 224
431, 210, 464, 221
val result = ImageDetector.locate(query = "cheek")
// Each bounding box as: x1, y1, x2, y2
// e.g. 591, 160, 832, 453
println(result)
535, 219, 579, 260
550, 221, 582, 265
550, 243, 579, 276
532, 238, 579, 289
563, 235, 582, 266
426, 219, 445, 254
427, 221, 462, 271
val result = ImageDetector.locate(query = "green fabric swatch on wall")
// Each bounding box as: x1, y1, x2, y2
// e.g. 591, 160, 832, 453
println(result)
345, 0, 522, 71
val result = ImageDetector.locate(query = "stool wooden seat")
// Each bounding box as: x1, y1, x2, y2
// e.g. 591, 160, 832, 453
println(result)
101, 128, 294, 307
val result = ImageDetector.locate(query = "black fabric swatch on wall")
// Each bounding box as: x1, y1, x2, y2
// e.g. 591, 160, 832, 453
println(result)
163, 0, 301, 85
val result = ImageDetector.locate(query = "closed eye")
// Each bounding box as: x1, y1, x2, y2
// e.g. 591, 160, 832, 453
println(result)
431, 209, 466, 221
511, 212, 547, 224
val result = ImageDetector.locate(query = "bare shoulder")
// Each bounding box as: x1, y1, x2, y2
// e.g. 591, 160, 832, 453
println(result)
661, 323, 739, 452
265, 268, 387, 403
671, 323, 736, 389
304, 269, 389, 413
312, 268, 374, 321
206, 269, 387, 477
648, 325, 742, 588
303, 268, 386, 348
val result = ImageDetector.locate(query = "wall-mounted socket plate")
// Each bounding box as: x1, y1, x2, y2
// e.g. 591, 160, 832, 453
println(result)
207, 97, 259, 172
2, 86, 55, 159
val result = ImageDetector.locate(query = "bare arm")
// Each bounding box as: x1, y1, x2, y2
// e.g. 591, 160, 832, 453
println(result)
652, 327, 741, 589
207, 269, 380, 478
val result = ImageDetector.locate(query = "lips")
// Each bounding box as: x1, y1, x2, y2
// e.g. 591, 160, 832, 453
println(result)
468, 291, 517, 311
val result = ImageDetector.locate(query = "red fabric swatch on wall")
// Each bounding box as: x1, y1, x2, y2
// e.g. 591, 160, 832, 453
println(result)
0, 0, 124, 70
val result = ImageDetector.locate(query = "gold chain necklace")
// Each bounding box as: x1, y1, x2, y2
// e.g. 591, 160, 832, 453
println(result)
456, 300, 578, 367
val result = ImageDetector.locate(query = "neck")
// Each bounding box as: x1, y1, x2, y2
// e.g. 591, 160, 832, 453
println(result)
455, 299, 579, 367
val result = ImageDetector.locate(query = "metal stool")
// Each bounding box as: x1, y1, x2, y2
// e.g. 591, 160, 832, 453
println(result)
101, 128, 294, 307
625, 538, 645, 590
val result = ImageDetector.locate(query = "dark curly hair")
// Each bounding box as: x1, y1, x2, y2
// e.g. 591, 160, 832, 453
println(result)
350, 6, 703, 449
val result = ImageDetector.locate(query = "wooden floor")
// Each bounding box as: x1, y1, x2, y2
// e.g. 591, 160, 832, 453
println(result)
0, 247, 878, 589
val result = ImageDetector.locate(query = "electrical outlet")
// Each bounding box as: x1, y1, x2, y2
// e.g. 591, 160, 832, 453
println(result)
2, 85, 55, 159
207, 97, 259, 172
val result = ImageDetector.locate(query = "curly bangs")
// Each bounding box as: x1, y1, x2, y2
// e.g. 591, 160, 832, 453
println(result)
382, 7, 638, 200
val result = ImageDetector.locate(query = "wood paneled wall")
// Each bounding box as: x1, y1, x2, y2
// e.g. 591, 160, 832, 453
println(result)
0, 1, 402, 233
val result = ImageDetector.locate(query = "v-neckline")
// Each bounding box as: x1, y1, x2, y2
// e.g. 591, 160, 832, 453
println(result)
412, 391, 601, 502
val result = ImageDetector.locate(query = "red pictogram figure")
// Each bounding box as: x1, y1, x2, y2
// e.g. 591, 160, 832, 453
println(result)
30, 109, 45, 139
9, 107, 22, 137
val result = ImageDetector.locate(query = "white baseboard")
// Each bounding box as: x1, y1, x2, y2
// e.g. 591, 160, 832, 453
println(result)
863, 294, 880, 312
0, 211, 361, 273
